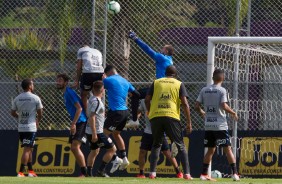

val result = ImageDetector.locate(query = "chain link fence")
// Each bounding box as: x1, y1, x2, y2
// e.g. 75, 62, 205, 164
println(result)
1, 0, 282, 131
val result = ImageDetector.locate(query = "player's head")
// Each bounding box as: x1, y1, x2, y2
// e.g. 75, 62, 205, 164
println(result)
56, 73, 70, 90
104, 64, 117, 77
161, 45, 174, 56
21, 78, 34, 92
92, 80, 104, 96
213, 69, 225, 83
165, 65, 177, 78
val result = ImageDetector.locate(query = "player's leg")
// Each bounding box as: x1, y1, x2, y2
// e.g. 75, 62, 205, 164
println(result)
127, 88, 146, 126
218, 130, 240, 181
81, 90, 89, 112
163, 119, 192, 180
86, 133, 100, 176
150, 117, 165, 178
200, 131, 217, 181
161, 138, 182, 178
137, 133, 151, 178
70, 123, 87, 176
79, 73, 92, 111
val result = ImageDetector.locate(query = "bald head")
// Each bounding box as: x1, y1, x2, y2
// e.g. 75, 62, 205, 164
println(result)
165, 65, 177, 77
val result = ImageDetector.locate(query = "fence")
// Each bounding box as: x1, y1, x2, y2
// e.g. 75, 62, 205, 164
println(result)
0, 0, 282, 131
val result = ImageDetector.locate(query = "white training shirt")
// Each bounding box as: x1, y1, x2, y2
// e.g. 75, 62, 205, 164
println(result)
77, 46, 103, 73
86, 96, 105, 134
196, 84, 229, 131
12, 92, 43, 132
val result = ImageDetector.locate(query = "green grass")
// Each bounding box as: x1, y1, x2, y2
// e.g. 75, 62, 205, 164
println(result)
1, 177, 282, 184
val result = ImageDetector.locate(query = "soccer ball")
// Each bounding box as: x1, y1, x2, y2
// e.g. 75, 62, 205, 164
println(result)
211, 170, 222, 178
107, 1, 121, 15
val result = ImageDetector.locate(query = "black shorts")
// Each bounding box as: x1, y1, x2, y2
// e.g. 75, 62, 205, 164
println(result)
69, 122, 87, 144
80, 73, 103, 91
86, 133, 114, 150
138, 88, 149, 99
140, 133, 169, 151
19, 132, 36, 148
104, 110, 129, 132
204, 130, 231, 147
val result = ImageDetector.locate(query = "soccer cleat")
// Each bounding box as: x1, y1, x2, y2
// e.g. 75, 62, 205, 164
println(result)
28, 171, 38, 177
183, 174, 193, 180
149, 174, 156, 179
232, 174, 240, 181
200, 174, 217, 181
171, 142, 178, 158
176, 172, 183, 178
97, 170, 110, 177
125, 119, 140, 128
17, 172, 25, 177
119, 157, 130, 170
110, 156, 123, 173
136, 174, 146, 178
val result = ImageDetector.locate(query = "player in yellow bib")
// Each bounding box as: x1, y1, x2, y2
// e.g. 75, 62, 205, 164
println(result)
145, 65, 192, 180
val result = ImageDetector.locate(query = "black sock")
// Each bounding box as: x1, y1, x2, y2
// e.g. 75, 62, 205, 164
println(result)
174, 167, 181, 174
19, 164, 25, 173
111, 154, 117, 161
202, 163, 210, 175
120, 150, 126, 159
230, 163, 237, 174
87, 166, 93, 176
99, 161, 108, 172
140, 170, 144, 175
27, 162, 33, 171
81, 167, 87, 176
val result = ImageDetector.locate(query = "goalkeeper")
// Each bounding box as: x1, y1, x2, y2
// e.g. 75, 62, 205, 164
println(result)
127, 30, 174, 127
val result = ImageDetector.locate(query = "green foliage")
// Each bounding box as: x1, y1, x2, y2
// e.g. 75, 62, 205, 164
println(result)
0, 30, 52, 80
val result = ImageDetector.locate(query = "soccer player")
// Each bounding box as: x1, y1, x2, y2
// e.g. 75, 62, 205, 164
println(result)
136, 100, 183, 178
74, 45, 104, 111
195, 69, 240, 181
56, 73, 88, 177
11, 79, 43, 177
86, 81, 122, 177
103, 65, 140, 172
127, 30, 174, 127
145, 65, 193, 180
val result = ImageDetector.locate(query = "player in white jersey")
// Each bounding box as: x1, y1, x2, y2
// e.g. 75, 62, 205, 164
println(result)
11, 79, 43, 177
85, 81, 122, 177
136, 100, 184, 178
74, 45, 104, 111
195, 69, 240, 181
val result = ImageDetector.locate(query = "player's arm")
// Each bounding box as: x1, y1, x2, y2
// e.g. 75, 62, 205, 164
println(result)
88, 112, 98, 142
75, 59, 82, 88
221, 89, 238, 121
36, 108, 43, 129
11, 110, 18, 118
179, 83, 192, 134
129, 30, 156, 59
145, 82, 154, 114
195, 101, 205, 118
70, 102, 83, 134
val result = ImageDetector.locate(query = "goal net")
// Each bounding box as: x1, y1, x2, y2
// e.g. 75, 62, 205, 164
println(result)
207, 37, 282, 177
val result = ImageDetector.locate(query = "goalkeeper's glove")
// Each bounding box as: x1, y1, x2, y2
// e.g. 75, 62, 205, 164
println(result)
128, 30, 138, 40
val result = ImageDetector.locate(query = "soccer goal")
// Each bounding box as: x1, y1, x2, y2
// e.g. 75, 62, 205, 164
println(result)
206, 37, 282, 176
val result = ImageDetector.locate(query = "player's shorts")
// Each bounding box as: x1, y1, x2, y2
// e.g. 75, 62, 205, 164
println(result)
19, 132, 36, 148
140, 132, 170, 151
80, 73, 103, 91
104, 110, 129, 132
69, 122, 87, 144
86, 133, 114, 150
204, 130, 231, 147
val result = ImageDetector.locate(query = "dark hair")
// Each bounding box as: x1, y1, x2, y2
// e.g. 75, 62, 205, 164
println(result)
104, 64, 115, 73
165, 65, 177, 77
57, 73, 70, 82
93, 80, 104, 93
164, 45, 174, 56
213, 69, 224, 81
21, 78, 32, 90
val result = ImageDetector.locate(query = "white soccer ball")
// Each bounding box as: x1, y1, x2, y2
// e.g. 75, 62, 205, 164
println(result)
107, 1, 121, 15
211, 170, 222, 178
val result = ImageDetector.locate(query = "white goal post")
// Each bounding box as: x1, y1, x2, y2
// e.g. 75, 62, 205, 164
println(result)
206, 37, 282, 175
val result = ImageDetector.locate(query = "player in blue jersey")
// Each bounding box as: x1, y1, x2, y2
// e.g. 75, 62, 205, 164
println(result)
127, 30, 174, 127
56, 73, 88, 177
103, 65, 140, 172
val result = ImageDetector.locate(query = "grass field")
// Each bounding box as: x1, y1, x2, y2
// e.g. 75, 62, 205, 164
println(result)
1, 177, 282, 184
